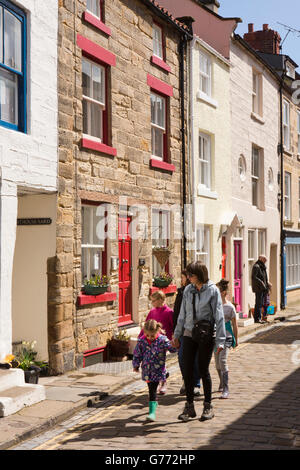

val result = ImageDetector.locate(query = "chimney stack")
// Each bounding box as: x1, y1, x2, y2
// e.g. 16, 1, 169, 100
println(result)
244, 23, 281, 55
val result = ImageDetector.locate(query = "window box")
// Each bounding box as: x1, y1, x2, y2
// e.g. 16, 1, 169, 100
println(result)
77, 291, 116, 307
149, 284, 177, 295
82, 285, 109, 296
83, 11, 111, 36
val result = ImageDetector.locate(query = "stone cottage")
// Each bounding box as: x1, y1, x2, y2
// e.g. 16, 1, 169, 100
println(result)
48, 0, 192, 373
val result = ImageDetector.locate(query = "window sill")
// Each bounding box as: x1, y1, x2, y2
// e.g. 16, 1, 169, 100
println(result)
150, 284, 177, 295
286, 285, 300, 292
81, 137, 117, 157
77, 291, 117, 307
150, 158, 175, 173
83, 11, 111, 36
196, 91, 218, 108
251, 112, 265, 124
284, 220, 294, 228
197, 185, 218, 199
283, 148, 293, 157
151, 55, 171, 73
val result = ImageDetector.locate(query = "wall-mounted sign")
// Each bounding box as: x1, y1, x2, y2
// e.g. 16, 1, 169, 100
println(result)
17, 218, 52, 226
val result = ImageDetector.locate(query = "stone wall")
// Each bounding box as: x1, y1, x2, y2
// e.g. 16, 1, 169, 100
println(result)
49, 0, 187, 373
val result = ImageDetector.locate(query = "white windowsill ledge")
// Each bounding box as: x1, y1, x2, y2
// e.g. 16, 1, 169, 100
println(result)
197, 185, 218, 199
196, 91, 218, 109
251, 112, 265, 124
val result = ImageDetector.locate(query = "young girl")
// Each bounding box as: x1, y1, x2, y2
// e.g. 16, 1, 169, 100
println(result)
133, 319, 177, 422
215, 279, 239, 399
138, 290, 174, 394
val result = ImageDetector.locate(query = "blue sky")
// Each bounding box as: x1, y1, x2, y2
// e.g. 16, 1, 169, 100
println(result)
219, 0, 300, 68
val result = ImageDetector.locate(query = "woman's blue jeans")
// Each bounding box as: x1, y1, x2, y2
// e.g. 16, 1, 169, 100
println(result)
178, 337, 201, 388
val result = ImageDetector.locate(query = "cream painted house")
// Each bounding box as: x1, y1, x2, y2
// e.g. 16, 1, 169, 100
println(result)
189, 35, 234, 285
229, 34, 281, 318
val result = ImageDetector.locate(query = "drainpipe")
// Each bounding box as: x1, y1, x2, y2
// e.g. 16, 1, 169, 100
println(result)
279, 79, 285, 310
179, 33, 188, 268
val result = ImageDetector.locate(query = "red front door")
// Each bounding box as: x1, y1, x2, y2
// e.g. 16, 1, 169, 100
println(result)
118, 216, 132, 325
234, 240, 242, 313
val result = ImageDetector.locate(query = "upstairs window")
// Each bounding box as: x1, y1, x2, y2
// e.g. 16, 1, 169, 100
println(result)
199, 51, 211, 97
284, 172, 291, 221
297, 111, 300, 154
252, 70, 262, 116
153, 23, 163, 60
198, 133, 211, 189
152, 208, 170, 277
151, 92, 166, 161
196, 225, 210, 270
0, 0, 26, 132
86, 0, 102, 20
283, 100, 290, 151
82, 57, 106, 142
251, 146, 260, 207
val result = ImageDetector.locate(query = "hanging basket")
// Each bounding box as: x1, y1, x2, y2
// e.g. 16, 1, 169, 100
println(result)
152, 247, 172, 269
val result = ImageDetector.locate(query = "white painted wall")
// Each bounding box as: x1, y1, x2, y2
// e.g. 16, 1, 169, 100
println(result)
230, 39, 280, 314
0, 0, 58, 361
190, 37, 233, 284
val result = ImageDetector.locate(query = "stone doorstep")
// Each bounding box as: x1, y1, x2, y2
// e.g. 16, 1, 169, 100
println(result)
0, 369, 25, 391
0, 384, 46, 418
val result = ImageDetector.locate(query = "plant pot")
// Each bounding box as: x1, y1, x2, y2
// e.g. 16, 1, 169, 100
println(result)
83, 285, 109, 296
153, 278, 172, 288
109, 338, 129, 358
24, 365, 41, 384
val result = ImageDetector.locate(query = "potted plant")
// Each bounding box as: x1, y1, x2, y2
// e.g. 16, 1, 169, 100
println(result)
153, 271, 174, 288
109, 329, 130, 359
15, 341, 43, 384
83, 274, 110, 296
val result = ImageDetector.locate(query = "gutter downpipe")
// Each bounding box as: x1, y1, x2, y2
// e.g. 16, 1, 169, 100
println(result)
179, 33, 189, 268
190, 37, 196, 264
279, 78, 285, 310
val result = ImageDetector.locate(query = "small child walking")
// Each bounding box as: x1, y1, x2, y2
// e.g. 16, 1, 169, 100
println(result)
133, 319, 177, 422
138, 291, 174, 394
215, 279, 239, 399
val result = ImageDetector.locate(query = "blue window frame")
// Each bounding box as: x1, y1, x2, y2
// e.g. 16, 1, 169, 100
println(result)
0, 0, 26, 132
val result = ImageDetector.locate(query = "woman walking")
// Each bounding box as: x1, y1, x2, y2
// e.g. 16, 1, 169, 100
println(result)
173, 270, 201, 396
133, 319, 177, 422
172, 262, 226, 422
215, 279, 238, 399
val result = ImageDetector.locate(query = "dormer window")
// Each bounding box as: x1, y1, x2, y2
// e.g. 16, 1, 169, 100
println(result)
286, 63, 295, 80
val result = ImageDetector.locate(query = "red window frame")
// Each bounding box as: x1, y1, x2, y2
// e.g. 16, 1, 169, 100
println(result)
151, 21, 171, 73
83, 0, 111, 36
77, 35, 116, 156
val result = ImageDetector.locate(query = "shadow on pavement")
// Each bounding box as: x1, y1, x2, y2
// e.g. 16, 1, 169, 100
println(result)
244, 322, 300, 345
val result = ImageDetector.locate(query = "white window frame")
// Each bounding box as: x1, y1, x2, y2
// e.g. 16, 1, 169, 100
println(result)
299, 177, 300, 221
81, 204, 105, 284
152, 208, 170, 277
198, 132, 211, 190
153, 23, 163, 60
86, 0, 101, 19
283, 100, 290, 151
248, 229, 255, 287
196, 224, 210, 270
258, 229, 266, 257
286, 244, 300, 289
151, 92, 166, 161
199, 50, 212, 97
251, 146, 260, 207
284, 172, 291, 221
82, 57, 105, 142
252, 70, 262, 116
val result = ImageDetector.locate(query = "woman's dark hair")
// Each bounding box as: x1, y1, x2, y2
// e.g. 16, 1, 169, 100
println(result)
216, 278, 229, 292
181, 269, 191, 285
186, 262, 209, 284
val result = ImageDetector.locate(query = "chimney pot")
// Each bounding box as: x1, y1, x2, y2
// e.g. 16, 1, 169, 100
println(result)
248, 23, 254, 33
263, 24, 269, 31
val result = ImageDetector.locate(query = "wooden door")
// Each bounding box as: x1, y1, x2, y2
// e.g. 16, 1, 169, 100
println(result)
234, 240, 242, 313
118, 216, 132, 325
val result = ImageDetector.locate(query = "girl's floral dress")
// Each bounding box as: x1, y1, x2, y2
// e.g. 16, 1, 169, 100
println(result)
132, 334, 177, 382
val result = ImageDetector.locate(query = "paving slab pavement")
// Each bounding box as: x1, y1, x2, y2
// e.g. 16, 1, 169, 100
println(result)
0, 306, 299, 450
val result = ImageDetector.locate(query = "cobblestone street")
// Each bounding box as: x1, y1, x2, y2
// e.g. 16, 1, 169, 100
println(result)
13, 319, 300, 451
